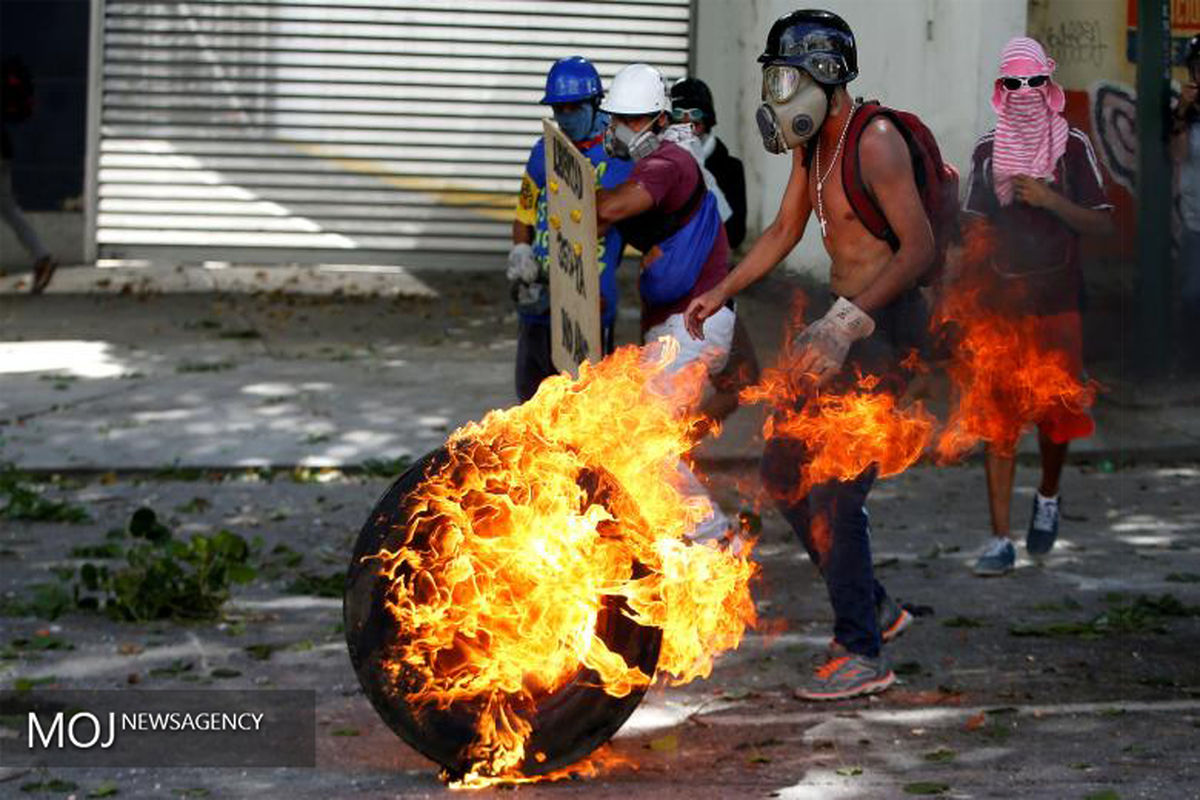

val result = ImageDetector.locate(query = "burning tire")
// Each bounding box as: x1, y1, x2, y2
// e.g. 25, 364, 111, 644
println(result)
344, 445, 663, 781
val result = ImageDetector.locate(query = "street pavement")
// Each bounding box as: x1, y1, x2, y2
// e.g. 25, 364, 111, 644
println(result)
1, 264, 1199, 798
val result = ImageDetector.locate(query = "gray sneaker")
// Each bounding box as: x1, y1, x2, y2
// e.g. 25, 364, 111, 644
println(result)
795, 653, 895, 701
973, 538, 1016, 576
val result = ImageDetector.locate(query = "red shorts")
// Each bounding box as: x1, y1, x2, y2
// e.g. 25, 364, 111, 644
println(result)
1032, 311, 1094, 443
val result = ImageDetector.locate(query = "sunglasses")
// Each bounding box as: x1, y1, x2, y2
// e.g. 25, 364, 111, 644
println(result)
999, 75, 1049, 91
671, 107, 705, 123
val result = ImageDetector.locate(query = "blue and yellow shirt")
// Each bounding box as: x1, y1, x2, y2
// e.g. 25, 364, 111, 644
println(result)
515, 135, 633, 326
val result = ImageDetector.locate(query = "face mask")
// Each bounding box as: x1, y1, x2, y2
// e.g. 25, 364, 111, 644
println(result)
554, 106, 595, 142
755, 69, 829, 154
604, 120, 660, 161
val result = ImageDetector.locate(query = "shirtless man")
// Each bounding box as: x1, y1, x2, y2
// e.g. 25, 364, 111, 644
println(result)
685, 9, 934, 700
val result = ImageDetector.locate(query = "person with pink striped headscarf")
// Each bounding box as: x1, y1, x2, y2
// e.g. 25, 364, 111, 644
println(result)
960, 36, 1115, 578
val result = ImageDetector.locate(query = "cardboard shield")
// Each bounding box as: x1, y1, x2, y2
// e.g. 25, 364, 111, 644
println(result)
544, 120, 602, 376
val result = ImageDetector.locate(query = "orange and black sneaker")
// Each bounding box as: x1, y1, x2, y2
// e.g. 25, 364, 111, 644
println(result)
878, 595, 914, 643
824, 598, 913, 652
794, 653, 895, 701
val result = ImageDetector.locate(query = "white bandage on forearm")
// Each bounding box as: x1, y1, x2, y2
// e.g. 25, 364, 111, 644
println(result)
825, 296, 875, 341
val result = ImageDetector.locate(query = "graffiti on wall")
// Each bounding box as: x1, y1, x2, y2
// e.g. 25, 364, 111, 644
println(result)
1088, 80, 1138, 192
1087, 79, 1183, 195
1042, 18, 1112, 68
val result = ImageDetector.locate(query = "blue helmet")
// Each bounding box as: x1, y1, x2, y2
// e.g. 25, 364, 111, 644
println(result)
540, 56, 602, 105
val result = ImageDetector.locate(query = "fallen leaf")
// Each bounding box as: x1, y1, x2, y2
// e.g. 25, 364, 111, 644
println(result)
889, 689, 964, 707
923, 747, 956, 763
648, 734, 678, 753
20, 778, 79, 793
964, 711, 986, 731
835, 766, 863, 776
118, 643, 144, 656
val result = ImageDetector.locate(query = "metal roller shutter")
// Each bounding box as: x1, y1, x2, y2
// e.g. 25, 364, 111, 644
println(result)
93, 0, 693, 266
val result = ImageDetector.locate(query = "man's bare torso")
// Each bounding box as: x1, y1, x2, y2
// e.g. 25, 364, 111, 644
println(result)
806, 134, 894, 299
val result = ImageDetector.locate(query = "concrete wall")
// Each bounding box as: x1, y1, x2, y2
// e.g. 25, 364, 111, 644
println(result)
692, 0, 1027, 277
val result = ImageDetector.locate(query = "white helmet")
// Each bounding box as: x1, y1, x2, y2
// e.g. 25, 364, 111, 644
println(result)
600, 63, 669, 116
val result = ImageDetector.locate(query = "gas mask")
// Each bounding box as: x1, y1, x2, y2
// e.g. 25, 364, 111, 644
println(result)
755, 65, 829, 154
603, 118, 661, 161
553, 105, 596, 142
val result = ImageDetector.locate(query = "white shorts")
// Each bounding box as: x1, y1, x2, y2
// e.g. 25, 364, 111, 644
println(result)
643, 306, 738, 546
644, 306, 737, 402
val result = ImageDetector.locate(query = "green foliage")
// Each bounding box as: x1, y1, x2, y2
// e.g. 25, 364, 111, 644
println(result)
75, 507, 257, 622
0, 583, 73, 620
13, 675, 57, 692
257, 543, 305, 582
357, 456, 414, 478
70, 541, 124, 559
1010, 594, 1199, 638
0, 466, 90, 523
286, 570, 344, 598
10, 634, 73, 652
20, 777, 78, 793
922, 747, 956, 763
175, 360, 235, 373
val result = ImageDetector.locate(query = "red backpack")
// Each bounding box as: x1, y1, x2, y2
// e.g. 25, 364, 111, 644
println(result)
841, 101, 960, 284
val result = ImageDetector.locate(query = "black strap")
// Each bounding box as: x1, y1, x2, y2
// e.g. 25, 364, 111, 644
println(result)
618, 157, 708, 252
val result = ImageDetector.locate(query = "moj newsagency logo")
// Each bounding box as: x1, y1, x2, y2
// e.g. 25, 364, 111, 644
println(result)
28, 710, 266, 750
0, 690, 314, 768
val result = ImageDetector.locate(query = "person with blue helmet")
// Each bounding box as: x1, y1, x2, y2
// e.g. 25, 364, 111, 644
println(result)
508, 56, 633, 402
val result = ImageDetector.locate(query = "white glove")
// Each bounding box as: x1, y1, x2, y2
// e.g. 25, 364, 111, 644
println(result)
513, 280, 545, 309
792, 297, 875, 384
506, 243, 539, 283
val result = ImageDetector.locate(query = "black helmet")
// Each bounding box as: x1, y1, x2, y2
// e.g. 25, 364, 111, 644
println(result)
1188, 34, 1200, 66
758, 9, 858, 85
670, 77, 717, 127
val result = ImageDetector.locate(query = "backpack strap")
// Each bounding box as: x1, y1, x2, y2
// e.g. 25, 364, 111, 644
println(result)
619, 155, 708, 252
841, 101, 913, 252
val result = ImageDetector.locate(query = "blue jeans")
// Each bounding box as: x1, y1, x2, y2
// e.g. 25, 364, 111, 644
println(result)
759, 288, 927, 659
762, 437, 886, 658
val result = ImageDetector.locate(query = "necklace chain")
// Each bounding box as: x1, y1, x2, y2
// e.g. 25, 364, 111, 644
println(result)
815, 101, 859, 238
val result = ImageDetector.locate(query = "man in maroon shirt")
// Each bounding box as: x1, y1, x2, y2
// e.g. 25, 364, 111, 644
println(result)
595, 62, 743, 553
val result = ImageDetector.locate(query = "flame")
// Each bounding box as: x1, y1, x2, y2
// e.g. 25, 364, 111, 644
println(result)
453, 744, 637, 789
367, 341, 756, 785
739, 294, 935, 504
934, 222, 1098, 459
